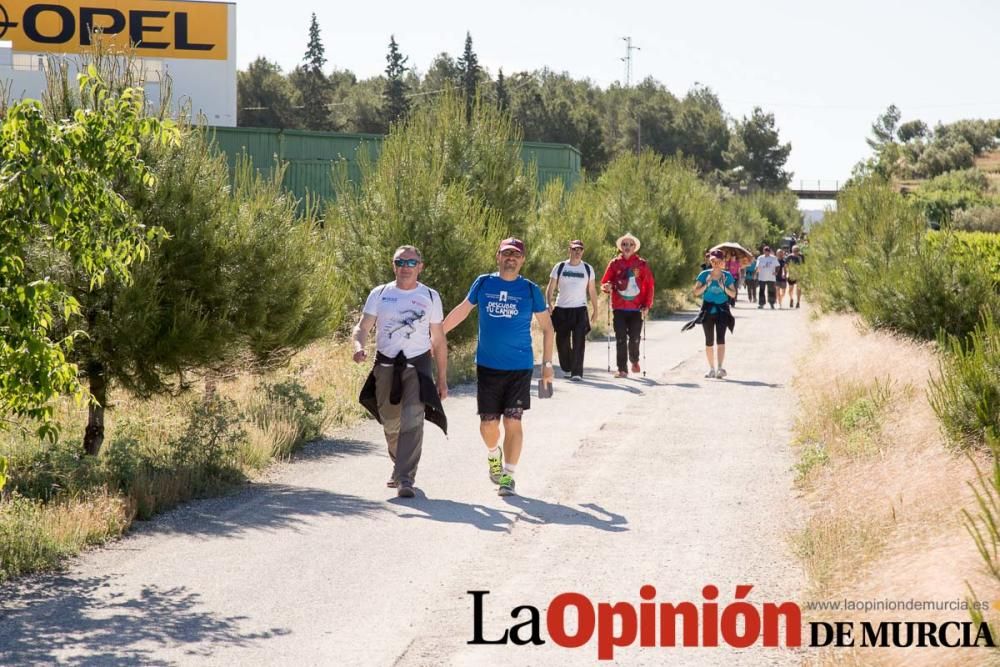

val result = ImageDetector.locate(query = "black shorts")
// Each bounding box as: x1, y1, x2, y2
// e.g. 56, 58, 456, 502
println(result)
776, 280, 788, 288
477, 365, 532, 414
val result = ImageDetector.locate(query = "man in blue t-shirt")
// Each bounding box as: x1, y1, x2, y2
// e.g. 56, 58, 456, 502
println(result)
443, 237, 555, 497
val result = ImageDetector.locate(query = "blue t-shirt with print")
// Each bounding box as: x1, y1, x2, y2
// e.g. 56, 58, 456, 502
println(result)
468, 273, 547, 370
697, 270, 734, 314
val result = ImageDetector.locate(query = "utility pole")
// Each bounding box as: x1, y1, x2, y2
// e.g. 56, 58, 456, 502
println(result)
621, 36, 640, 87
621, 36, 641, 152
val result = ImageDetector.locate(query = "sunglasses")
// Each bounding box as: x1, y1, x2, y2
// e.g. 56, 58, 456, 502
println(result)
394, 258, 420, 268
569, 247, 584, 251
500, 250, 524, 258
620, 242, 635, 248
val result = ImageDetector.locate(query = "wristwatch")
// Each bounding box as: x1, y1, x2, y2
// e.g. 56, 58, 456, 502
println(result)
543, 361, 553, 368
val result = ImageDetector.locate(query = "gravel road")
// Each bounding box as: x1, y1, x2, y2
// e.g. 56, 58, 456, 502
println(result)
0, 302, 807, 666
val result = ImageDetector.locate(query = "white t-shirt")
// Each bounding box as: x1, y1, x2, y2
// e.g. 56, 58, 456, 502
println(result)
362, 281, 444, 358
549, 261, 594, 308
755, 254, 780, 282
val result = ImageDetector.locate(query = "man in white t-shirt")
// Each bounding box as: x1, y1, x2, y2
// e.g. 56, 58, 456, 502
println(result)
352, 245, 448, 498
754, 245, 780, 309
545, 239, 598, 380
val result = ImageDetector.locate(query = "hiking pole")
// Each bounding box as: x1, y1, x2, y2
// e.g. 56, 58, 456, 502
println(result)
642, 312, 647, 377
606, 294, 612, 373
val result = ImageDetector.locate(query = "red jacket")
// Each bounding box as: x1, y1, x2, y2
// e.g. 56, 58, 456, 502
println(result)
601, 254, 654, 311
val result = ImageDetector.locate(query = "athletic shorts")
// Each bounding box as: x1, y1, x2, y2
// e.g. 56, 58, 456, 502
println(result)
776, 279, 788, 288
787, 279, 798, 285
477, 366, 532, 415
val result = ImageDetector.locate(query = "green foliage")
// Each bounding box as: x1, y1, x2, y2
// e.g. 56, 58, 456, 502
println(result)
724, 107, 793, 191
582, 151, 720, 289
929, 312, 1000, 450
924, 231, 1000, 288
0, 70, 176, 430
804, 178, 1000, 341
235, 55, 796, 186
238, 57, 300, 128
456, 32, 483, 123
859, 111, 998, 180
952, 206, 1000, 233
327, 91, 514, 341
383, 35, 410, 125
293, 13, 332, 131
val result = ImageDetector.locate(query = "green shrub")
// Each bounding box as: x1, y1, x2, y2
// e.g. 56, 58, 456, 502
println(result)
951, 206, 1000, 233
327, 91, 510, 342
929, 312, 1000, 450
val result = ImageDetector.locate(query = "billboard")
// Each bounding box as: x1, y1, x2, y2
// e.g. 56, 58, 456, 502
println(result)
0, 0, 229, 60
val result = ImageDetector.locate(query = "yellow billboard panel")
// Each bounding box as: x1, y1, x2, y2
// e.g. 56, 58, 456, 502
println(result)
0, 0, 229, 60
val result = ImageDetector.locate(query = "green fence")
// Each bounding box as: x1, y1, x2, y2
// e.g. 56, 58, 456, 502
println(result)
208, 127, 581, 203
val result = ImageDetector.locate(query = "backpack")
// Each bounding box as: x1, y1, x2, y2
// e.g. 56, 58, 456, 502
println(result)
377, 282, 436, 303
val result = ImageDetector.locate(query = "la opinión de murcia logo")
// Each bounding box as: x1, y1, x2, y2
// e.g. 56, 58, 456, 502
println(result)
0, 2, 214, 50
468, 586, 996, 660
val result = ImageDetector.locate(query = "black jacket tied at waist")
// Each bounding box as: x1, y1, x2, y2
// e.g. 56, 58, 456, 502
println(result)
681, 301, 736, 333
359, 350, 448, 435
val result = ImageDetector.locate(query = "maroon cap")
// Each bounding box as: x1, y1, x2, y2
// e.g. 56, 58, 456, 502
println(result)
569, 239, 584, 249
709, 249, 725, 260
763, 245, 772, 252
498, 237, 525, 253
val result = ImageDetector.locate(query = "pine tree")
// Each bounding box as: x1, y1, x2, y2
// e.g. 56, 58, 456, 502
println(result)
383, 35, 410, 125
304, 13, 326, 74
456, 32, 481, 122
298, 13, 331, 130
495, 68, 509, 112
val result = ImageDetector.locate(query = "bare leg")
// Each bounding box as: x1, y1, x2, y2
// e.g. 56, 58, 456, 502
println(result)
717, 344, 726, 369
704, 346, 716, 368
501, 415, 524, 465
480, 419, 501, 450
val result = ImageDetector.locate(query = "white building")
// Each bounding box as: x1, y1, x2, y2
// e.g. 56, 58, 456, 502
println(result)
0, 0, 236, 125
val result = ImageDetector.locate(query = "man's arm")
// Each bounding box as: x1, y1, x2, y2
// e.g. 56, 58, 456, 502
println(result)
430, 322, 448, 400
351, 313, 377, 363
545, 277, 558, 310
600, 260, 615, 293
588, 277, 599, 323
442, 299, 475, 334
534, 309, 555, 385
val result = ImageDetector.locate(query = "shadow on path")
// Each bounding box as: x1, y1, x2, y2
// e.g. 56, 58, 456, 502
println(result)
718, 379, 784, 388
136, 484, 387, 540
294, 438, 378, 462
388, 493, 515, 532
0, 576, 287, 666
502, 497, 629, 532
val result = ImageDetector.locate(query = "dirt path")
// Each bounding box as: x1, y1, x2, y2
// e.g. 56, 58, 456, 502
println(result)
0, 302, 808, 666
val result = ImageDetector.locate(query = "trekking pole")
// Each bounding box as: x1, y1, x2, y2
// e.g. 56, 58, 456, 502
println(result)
642, 313, 647, 377
606, 294, 612, 373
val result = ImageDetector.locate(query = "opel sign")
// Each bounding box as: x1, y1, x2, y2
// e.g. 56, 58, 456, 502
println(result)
0, 0, 229, 60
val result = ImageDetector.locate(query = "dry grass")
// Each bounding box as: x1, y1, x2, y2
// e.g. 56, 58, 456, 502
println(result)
792, 313, 1000, 665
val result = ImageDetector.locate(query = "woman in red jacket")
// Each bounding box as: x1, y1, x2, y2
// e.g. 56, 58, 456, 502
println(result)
601, 233, 655, 377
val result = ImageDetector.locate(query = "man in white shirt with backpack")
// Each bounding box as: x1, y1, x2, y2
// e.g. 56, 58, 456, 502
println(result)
545, 239, 598, 381
352, 245, 448, 498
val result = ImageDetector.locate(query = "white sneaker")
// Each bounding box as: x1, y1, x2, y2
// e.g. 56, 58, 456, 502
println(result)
704, 368, 716, 378
717, 368, 727, 379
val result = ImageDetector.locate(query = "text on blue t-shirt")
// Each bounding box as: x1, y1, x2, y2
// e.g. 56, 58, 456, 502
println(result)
467, 273, 547, 370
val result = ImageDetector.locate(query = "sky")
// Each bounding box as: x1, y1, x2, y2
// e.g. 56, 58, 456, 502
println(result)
232, 0, 999, 198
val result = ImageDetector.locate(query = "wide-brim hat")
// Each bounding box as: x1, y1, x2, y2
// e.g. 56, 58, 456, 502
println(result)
616, 233, 641, 252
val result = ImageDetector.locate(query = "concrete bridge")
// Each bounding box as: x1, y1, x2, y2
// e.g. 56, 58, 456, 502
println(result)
791, 179, 841, 200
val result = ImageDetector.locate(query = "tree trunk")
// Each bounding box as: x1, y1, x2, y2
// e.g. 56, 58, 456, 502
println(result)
83, 364, 107, 456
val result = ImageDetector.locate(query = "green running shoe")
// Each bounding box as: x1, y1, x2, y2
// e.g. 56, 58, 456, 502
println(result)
488, 454, 504, 484
497, 474, 516, 497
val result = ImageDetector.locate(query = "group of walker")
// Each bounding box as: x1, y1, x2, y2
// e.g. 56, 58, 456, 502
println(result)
350, 233, 795, 499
